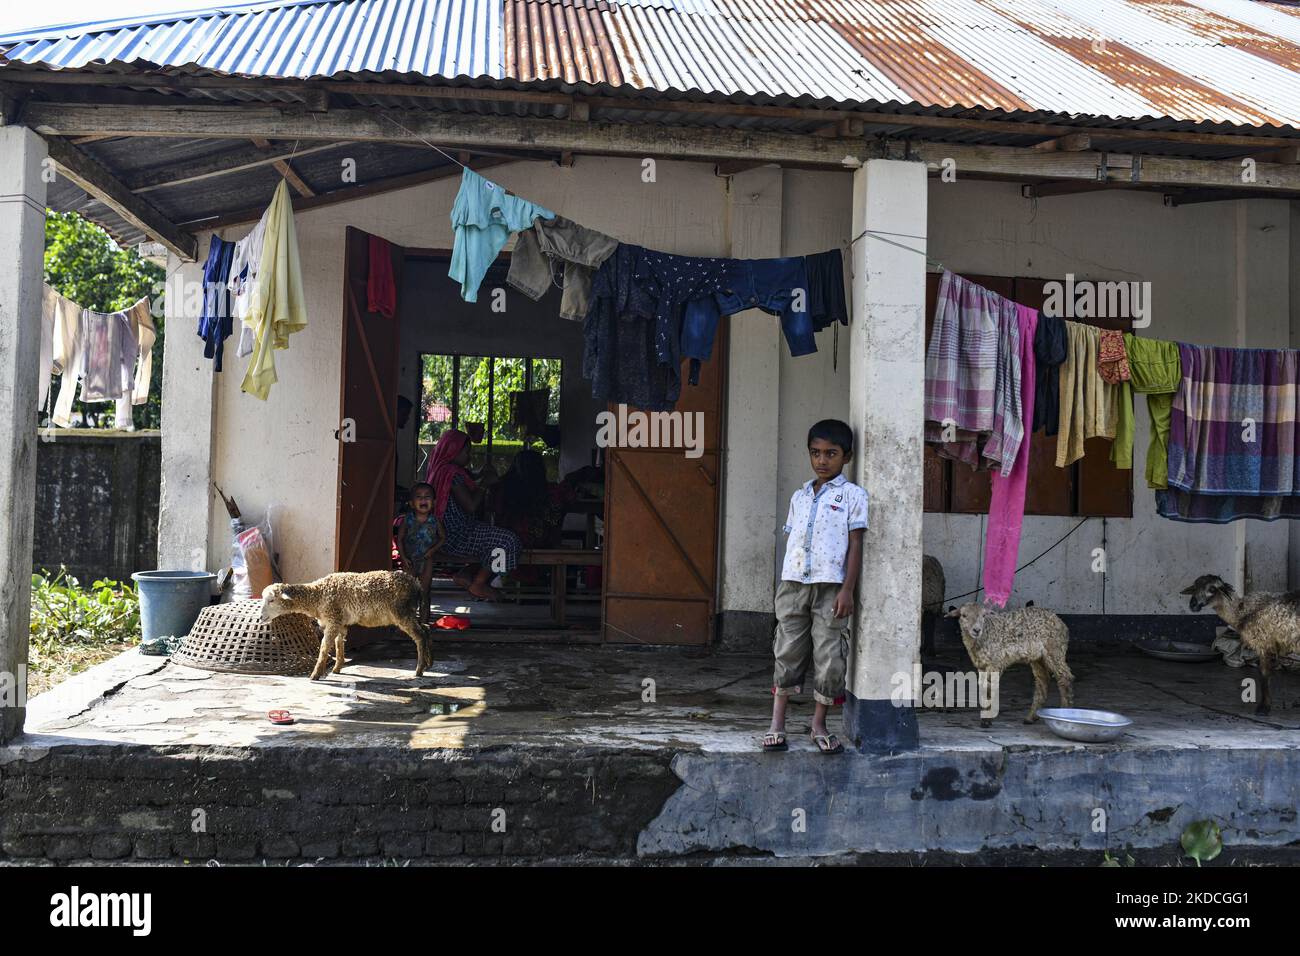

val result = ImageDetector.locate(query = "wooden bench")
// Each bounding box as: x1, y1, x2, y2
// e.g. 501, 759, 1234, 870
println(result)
521, 548, 601, 626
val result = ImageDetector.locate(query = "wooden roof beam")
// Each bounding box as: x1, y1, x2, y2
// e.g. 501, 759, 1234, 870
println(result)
41, 134, 198, 261
180, 156, 516, 232
249, 137, 315, 196
22, 103, 1300, 194
1031, 133, 1092, 152
128, 140, 340, 193
10, 71, 1300, 153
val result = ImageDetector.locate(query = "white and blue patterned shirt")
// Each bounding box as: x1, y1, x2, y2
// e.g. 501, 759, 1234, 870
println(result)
781, 473, 868, 585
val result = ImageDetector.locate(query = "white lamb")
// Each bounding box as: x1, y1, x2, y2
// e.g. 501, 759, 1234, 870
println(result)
945, 603, 1074, 725
261, 570, 430, 681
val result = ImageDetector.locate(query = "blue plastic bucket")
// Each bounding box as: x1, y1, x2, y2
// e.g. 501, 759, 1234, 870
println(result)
131, 570, 217, 643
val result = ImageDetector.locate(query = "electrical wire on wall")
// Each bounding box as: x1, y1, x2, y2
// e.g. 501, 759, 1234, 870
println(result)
943, 516, 1092, 605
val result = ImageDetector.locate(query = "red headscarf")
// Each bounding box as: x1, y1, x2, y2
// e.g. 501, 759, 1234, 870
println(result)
425, 429, 477, 518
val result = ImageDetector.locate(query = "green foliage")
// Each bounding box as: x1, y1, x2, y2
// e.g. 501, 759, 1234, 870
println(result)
1180, 820, 1223, 866
418, 354, 563, 475
42, 210, 166, 429
29, 568, 141, 697
1100, 850, 1136, 867
30, 569, 140, 649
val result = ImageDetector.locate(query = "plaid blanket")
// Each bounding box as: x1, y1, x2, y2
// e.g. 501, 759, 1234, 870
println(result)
1167, 342, 1300, 498
924, 271, 1022, 474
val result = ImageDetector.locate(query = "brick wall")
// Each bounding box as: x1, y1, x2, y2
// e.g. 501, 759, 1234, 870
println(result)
0, 745, 679, 863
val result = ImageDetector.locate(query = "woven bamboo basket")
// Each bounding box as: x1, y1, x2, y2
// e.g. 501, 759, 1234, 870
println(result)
171, 599, 320, 675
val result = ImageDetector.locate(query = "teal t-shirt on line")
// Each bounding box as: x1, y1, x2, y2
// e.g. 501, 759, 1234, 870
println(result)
449, 167, 554, 303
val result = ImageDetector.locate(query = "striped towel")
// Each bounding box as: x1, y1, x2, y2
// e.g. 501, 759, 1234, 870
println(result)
1166, 342, 1300, 499
924, 270, 1022, 475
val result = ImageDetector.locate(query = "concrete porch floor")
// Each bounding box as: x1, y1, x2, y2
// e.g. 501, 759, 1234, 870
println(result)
22, 638, 1300, 751
7, 638, 1300, 863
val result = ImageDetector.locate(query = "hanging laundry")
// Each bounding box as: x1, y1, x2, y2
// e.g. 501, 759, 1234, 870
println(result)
199, 235, 236, 371
1115, 334, 1180, 486
1097, 329, 1134, 469
241, 179, 308, 401
507, 215, 618, 321
50, 304, 85, 428
981, 301, 1024, 474
367, 234, 397, 318
1097, 329, 1131, 385
1032, 314, 1067, 436
983, 303, 1039, 607
1159, 343, 1300, 522
804, 248, 849, 332
228, 206, 270, 359
115, 299, 157, 430
681, 253, 850, 386
1055, 321, 1120, 468
923, 271, 1022, 476
79, 307, 138, 402
40, 285, 80, 411
449, 167, 553, 303
584, 244, 728, 410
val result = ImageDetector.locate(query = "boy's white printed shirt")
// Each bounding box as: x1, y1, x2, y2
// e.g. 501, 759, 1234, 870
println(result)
781, 473, 868, 585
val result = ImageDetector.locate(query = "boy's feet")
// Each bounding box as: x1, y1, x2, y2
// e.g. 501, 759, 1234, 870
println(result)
810, 731, 843, 754
761, 731, 788, 751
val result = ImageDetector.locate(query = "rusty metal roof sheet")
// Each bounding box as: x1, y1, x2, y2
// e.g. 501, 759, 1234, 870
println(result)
4, 0, 1300, 127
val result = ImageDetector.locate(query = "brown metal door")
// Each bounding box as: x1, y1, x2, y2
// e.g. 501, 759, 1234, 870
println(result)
335, 226, 404, 572
602, 324, 725, 645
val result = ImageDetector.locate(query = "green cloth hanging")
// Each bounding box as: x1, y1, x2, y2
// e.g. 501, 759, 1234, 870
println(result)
1115, 334, 1181, 488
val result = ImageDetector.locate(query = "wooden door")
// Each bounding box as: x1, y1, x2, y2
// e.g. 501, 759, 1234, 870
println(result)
335, 226, 405, 572
602, 323, 726, 645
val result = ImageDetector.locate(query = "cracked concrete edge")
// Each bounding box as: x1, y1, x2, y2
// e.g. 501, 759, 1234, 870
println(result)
24, 650, 168, 727
635, 748, 1300, 859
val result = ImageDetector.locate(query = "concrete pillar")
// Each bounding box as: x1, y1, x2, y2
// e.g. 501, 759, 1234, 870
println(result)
1233, 201, 1290, 595
718, 167, 784, 649
1291, 201, 1300, 592
157, 248, 217, 572
844, 158, 926, 752
0, 127, 48, 742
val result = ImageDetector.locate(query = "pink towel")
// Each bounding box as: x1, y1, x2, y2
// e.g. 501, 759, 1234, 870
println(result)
983, 302, 1038, 607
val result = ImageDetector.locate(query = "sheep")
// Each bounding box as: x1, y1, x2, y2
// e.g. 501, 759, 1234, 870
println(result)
945, 603, 1074, 725
921, 554, 946, 656
1181, 574, 1299, 715
261, 570, 430, 681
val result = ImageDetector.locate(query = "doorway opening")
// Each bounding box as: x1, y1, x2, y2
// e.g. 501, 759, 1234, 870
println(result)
336, 225, 725, 645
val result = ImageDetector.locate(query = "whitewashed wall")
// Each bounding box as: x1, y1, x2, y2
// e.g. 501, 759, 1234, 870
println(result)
175, 158, 1299, 616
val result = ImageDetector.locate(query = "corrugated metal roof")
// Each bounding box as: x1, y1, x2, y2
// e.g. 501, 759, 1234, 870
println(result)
3, 0, 1300, 127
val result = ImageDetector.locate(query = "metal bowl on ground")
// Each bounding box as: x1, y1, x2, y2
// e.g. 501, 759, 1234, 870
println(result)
1135, 639, 1220, 663
1037, 708, 1133, 743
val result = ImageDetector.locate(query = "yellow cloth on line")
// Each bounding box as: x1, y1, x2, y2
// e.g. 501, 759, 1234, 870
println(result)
241, 179, 307, 401
1056, 321, 1120, 468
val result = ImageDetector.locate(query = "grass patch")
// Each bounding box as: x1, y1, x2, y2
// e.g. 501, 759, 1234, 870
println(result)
29, 569, 140, 698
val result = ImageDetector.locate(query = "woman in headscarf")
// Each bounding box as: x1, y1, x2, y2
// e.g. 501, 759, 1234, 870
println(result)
424, 429, 521, 600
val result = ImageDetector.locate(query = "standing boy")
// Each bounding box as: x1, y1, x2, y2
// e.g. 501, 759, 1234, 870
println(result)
763, 420, 867, 754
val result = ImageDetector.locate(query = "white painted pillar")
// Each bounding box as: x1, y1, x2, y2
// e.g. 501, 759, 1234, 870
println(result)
844, 159, 926, 752
1291, 202, 1300, 592
719, 167, 784, 648
0, 127, 48, 742
157, 247, 217, 572
1233, 201, 1290, 595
